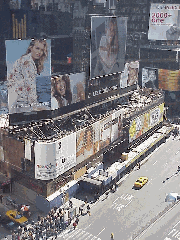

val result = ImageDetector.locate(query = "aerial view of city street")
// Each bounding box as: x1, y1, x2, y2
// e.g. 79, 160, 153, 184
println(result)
1, 0, 180, 240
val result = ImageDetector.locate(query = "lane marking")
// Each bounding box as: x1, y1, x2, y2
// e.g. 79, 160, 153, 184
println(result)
112, 197, 119, 204
125, 199, 133, 207
96, 228, 105, 237
84, 223, 92, 230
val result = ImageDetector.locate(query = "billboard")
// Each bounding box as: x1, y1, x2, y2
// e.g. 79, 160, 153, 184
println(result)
100, 115, 112, 149
149, 103, 164, 128
0, 81, 8, 116
142, 67, 158, 89
76, 122, 100, 165
55, 133, 76, 176
6, 39, 51, 114
91, 16, 127, 79
35, 132, 76, 180
111, 109, 123, 142
129, 103, 164, 143
148, 4, 180, 40
51, 72, 85, 110
129, 111, 150, 143
120, 61, 139, 88
158, 69, 180, 91
35, 141, 56, 180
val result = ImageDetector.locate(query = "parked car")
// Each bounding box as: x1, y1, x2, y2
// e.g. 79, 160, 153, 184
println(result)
134, 176, 148, 189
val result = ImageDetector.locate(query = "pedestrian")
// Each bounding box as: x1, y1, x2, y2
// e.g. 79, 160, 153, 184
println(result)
79, 206, 83, 215
87, 205, 91, 216
75, 217, 79, 225
69, 200, 73, 208
111, 232, 114, 239
73, 221, 77, 230
85, 196, 88, 204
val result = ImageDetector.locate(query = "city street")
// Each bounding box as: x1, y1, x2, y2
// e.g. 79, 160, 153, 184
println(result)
57, 134, 180, 240
137, 201, 180, 240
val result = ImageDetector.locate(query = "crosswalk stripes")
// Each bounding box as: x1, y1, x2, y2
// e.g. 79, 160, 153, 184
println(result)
57, 228, 101, 240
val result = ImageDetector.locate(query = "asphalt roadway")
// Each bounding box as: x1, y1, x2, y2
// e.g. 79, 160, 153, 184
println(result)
56, 134, 180, 240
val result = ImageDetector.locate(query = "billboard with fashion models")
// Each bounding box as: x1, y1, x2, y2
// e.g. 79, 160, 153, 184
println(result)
91, 16, 127, 79
6, 39, 51, 114
51, 72, 85, 110
148, 4, 180, 40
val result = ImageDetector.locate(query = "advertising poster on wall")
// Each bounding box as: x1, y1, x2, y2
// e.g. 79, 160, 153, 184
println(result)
76, 122, 100, 165
83, 126, 94, 159
111, 109, 123, 142
91, 16, 127, 79
92, 121, 100, 154
129, 111, 150, 143
158, 69, 180, 91
51, 72, 86, 110
25, 139, 31, 161
6, 39, 51, 114
55, 133, 76, 176
35, 133, 76, 180
100, 115, 112, 149
0, 81, 8, 116
149, 103, 164, 128
142, 67, 158, 89
76, 129, 85, 165
35, 141, 56, 180
120, 61, 139, 88
148, 4, 180, 40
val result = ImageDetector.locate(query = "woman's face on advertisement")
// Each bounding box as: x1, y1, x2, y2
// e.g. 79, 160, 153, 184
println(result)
31, 41, 45, 60
109, 21, 115, 38
56, 79, 66, 96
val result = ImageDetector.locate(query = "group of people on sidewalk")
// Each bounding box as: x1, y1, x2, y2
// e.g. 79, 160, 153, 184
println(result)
12, 206, 66, 240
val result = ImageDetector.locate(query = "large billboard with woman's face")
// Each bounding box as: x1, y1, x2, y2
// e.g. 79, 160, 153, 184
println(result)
91, 16, 127, 79
51, 72, 86, 110
6, 39, 51, 115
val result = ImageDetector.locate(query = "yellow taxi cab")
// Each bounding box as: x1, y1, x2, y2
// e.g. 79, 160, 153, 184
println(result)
134, 176, 148, 188
5, 210, 28, 225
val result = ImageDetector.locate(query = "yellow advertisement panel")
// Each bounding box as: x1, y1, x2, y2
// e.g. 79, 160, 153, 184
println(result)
158, 69, 180, 91
129, 103, 164, 143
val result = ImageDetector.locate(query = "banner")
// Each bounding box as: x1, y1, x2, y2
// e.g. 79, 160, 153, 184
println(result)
6, 39, 51, 114
35, 132, 76, 180
76, 129, 85, 164
55, 132, 76, 176
51, 72, 86, 110
149, 103, 164, 128
158, 69, 180, 91
25, 139, 31, 161
35, 141, 56, 180
76, 122, 100, 164
148, 4, 180, 40
91, 16, 127, 78
100, 115, 112, 149
129, 111, 150, 143
111, 109, 123, 142
142, 67, 158, 89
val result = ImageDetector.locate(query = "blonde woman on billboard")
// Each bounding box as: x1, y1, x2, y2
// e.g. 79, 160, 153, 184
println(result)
51, 75, 72, 109
94, 18, 119, 77
8, 39, 49, 114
